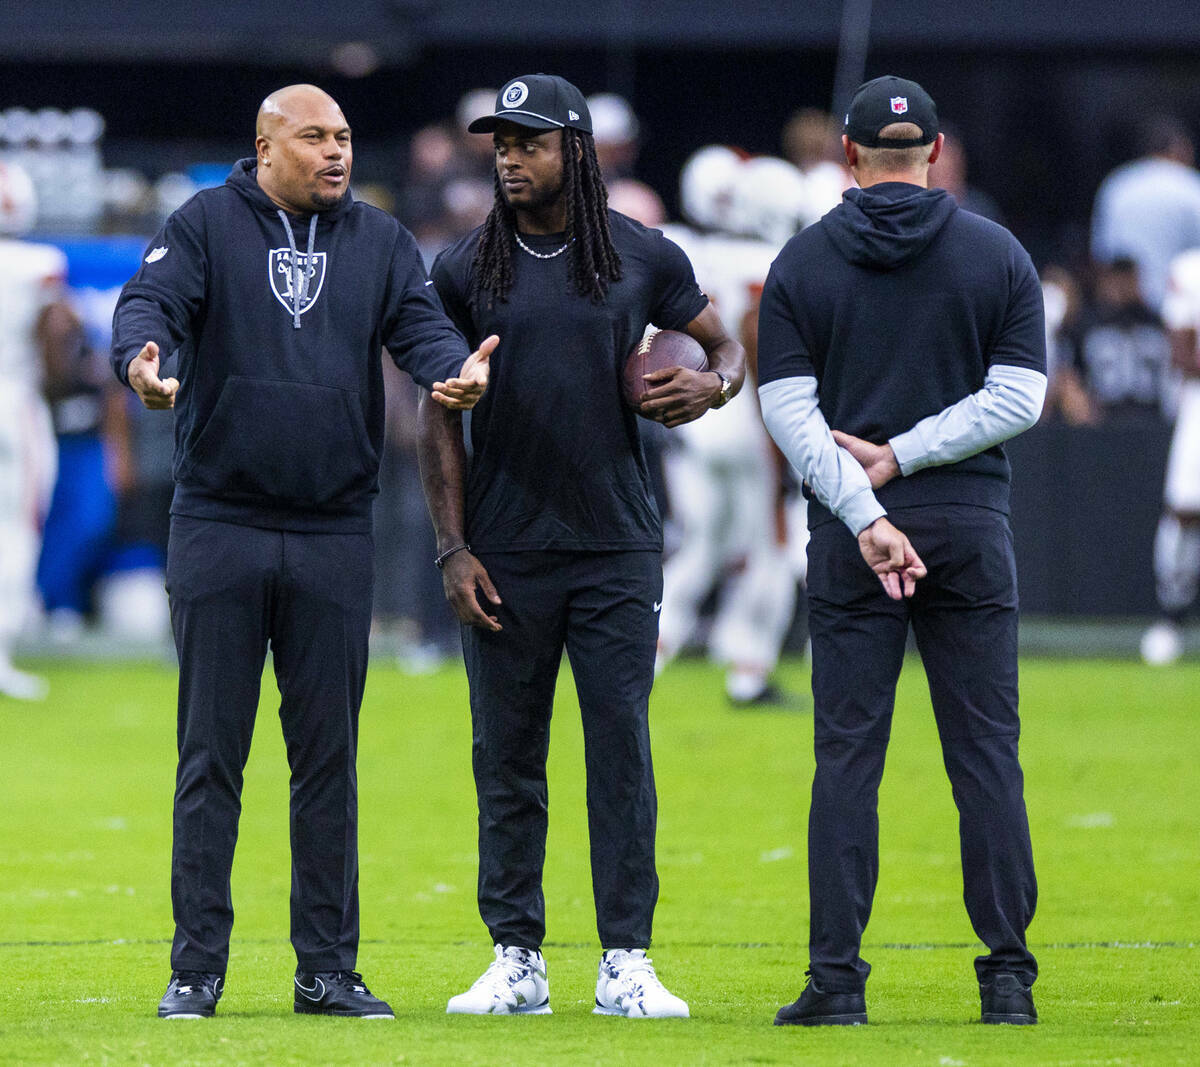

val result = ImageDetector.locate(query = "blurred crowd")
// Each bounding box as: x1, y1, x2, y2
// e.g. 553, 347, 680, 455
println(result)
4, 92, 1200, 700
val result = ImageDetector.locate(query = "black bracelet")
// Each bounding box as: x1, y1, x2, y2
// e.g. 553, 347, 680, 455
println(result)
435, 543, 471, 569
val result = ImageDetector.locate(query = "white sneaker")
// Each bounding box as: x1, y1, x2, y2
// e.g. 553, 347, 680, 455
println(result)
446, 945, 551, 1015
594, 949, 689, 1018
0, 663, 48, 701
1141, 620, 1183, 666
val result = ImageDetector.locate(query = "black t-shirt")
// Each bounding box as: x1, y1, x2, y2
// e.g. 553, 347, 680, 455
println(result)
432, 210, 708, 552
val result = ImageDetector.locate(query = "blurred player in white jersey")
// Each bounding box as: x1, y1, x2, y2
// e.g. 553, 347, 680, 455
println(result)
655, 147, 817, 705
781, 107, 853, 219
0, 162, 64, 699
1141, 247, 1200, 664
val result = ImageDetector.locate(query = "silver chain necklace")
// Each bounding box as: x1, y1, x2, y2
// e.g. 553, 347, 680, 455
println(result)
515, 232, 571, 259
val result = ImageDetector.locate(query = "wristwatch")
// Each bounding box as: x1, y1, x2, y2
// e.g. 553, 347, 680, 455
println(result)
711, 371, 733, 409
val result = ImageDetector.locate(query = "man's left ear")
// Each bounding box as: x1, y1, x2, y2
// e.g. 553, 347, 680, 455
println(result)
927, 133, 945, 166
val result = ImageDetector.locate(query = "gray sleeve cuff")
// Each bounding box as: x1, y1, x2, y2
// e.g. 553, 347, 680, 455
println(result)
758, 376, 886, 536
888, 427, 927, 477
840, 489, 888, 535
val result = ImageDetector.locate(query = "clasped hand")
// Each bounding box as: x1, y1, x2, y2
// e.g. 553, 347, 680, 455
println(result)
833, 430, 926, 600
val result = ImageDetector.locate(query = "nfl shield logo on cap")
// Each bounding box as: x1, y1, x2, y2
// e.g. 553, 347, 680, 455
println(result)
845, 75, 937, 147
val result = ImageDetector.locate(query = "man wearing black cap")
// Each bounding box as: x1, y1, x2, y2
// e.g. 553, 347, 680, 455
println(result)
419, 73, 744, 1018
757, 75, 1046, 1026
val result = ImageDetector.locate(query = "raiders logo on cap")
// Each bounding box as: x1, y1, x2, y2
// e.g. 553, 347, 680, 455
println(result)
467, 73, 593, 135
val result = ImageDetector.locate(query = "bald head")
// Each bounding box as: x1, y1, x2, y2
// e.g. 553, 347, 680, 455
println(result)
255, 84, 352, 214
257, 84, 344, 139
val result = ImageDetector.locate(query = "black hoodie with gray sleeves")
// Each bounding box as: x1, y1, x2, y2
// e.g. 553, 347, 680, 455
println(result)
112, 158, 470, 532
758, 181, 1045, 522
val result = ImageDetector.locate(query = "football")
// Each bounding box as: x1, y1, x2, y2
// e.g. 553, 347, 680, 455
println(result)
621, 329, 708, 413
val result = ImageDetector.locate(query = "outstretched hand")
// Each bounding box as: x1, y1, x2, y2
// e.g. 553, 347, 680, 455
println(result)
441, 549, 503, 632
832, 430, 900, 490
127, 342, 179, 410
857, 517, 927, 600
433, 334, 498, 410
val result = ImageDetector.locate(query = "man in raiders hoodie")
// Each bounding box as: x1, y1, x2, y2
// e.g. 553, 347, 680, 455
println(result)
111, 85, 496, 1020
758, 77, 1046, 1027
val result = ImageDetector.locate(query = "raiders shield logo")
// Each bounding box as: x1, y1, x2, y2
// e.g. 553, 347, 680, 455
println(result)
269, 248, 327, 316
503, 81, 529, 107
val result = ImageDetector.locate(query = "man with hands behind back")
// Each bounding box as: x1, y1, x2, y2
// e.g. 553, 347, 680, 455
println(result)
757, 75, 1046, 1027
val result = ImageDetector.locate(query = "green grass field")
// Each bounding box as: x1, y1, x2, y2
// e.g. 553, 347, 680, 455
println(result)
1, 653, 1197, 1065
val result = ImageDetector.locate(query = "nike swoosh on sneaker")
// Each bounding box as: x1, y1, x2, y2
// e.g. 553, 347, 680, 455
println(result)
295, 977, 326, 1001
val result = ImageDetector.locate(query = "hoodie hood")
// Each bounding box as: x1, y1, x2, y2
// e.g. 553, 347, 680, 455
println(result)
224, 157, 355, 221
823, 181, 957, 270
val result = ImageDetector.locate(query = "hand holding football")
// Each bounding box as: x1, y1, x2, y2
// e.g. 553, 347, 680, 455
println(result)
621, 329, 708, 416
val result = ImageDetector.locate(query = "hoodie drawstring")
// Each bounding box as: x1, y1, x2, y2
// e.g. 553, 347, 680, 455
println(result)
277, 210, 318, 329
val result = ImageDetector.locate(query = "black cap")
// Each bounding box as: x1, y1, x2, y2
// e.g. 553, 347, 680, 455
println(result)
467, 74, 592, 135
844, 75, 938, 148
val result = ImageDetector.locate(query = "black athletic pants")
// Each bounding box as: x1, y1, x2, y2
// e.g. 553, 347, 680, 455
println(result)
165, 515, 373, 974
460, 549, 663, 950
805, 505, 1038, 991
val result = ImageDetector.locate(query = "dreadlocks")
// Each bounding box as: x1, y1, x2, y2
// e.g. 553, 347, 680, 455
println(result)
470, 128, 622, 309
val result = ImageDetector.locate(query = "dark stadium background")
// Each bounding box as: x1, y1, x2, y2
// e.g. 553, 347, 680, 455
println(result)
5, 0, 1200, 271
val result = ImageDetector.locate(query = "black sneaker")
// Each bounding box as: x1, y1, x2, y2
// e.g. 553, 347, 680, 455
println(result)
774, 976, 867, 1026
294, 971, 394, 1018
980, 972, 1037, 1025
158, 971, 224, 1019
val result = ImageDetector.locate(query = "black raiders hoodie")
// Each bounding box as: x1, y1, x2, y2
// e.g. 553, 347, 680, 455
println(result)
112, 158, 470, 532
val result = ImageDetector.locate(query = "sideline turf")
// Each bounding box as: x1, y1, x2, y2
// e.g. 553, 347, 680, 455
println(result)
0, 655, 1196, 1064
